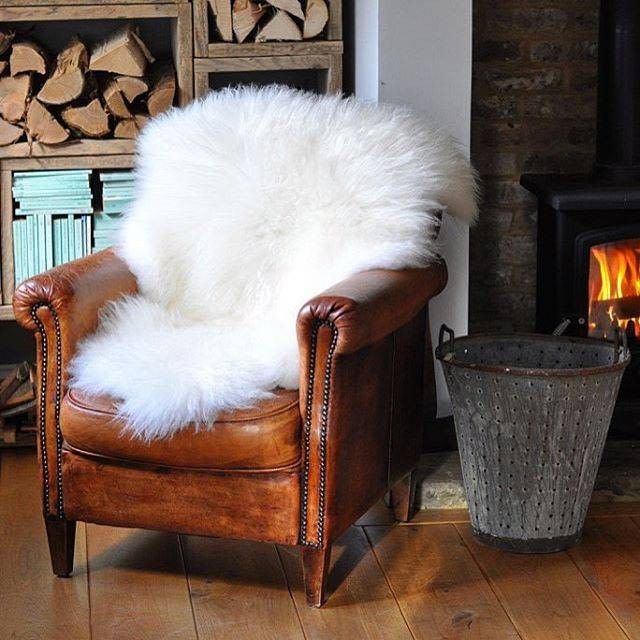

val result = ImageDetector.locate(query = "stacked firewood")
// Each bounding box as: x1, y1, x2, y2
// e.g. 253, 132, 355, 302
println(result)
0, 25, 176, 146
211, 0, 330, 44
0, 362, 36, 447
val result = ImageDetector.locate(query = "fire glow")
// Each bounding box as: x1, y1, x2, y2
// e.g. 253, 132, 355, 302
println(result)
589, 240, 640, 339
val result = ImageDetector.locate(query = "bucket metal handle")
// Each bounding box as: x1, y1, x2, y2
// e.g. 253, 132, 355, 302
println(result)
552, 318, 571, 336
437, 324, 455, 360
612, 323, 628, 364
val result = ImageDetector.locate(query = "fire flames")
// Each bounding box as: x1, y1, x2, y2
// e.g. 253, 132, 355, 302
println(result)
589, 240, 640, 339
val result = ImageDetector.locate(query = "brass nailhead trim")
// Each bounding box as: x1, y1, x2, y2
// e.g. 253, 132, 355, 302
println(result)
30, 304, 65, 519
300, 319, 338, 548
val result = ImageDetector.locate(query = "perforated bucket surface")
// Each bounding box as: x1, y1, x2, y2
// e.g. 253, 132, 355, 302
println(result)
438, 333, 630, 553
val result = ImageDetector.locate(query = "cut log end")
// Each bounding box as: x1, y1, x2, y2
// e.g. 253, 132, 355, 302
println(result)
0, 30, 15, 57
26, 99, 69, 145
0, 119, 23, 146
0, 74, 32, 123
211, 0, 234, 42
10, 41, 47, 76
103, 80, 132, 119
233, 0, 266, 44
114, 114, 148, 139
147, 67, 176, 117
38, 68, 85, 106
256, 10, 302, 42
114, 75, 148, 103
89, 25, 151, 77
303, 0, 329, 39
268, 0, 305, 20
61, 98, 110, 138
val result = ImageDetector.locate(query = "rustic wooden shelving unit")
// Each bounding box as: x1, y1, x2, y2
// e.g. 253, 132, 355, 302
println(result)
0, 1, 193, 319
0, 0, 343, 321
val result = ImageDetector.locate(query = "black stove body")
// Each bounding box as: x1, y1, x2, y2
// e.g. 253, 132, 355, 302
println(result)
522, 0, 640, 432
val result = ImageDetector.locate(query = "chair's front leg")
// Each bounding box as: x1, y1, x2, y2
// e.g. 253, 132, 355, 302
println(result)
45, 517, 76, 577
302, 545, 332, 607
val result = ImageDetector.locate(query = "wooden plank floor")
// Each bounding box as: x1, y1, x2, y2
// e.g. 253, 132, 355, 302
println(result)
2, 450, 640, 640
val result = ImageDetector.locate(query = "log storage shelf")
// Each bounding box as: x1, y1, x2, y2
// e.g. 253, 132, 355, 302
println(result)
193, 0, 342, 97
0, 0, 342, 320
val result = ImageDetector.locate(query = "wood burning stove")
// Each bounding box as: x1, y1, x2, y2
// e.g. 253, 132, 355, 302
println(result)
522, 0, 640, 433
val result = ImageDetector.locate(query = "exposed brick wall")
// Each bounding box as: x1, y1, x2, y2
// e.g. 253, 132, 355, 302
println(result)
470, 1, 600, 332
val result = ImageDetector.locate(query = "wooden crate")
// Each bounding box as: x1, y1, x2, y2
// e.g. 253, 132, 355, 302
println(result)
194, 50, 342, 96
193, 0, 342, 57
0, 2, 194, 116
0, 153, 134, 319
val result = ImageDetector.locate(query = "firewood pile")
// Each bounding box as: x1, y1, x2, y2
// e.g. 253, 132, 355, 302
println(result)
0, 25, 176, 147
211, 0, 330, 44
0, 362, 36, 448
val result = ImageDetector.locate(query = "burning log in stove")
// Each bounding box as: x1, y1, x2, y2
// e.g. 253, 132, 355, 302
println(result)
590, 297, 640, 338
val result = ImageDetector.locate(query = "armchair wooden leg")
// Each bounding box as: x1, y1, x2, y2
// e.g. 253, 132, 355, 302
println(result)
45, 517, 76, 577
302, 545, 331, 607
390, 470, 417, 523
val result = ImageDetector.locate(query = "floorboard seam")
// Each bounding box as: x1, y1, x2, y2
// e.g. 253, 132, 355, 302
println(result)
361, 525, 417, 640
566, 534, 632, 640
177, 534, 201, 640
86, 523, 94, 640
274, 545, 309, 640
452, 523, 524, 640
630, 516, 640, 533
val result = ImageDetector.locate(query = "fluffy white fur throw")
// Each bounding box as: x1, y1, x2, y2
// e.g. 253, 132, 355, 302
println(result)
70, 86, 477, 439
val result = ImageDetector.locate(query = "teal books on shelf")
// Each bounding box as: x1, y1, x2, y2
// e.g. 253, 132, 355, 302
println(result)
12, 169, 135, 282
12, 169, 95, 283
91, 169, 132, 252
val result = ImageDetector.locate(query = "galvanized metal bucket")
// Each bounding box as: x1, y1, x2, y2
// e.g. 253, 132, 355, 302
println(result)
436, 325, 630, 553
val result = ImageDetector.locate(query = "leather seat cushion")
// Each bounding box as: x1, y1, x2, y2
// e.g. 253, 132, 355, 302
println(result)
60, 388, 301, 471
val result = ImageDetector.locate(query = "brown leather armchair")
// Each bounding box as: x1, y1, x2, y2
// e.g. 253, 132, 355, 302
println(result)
13, 249, 447, 607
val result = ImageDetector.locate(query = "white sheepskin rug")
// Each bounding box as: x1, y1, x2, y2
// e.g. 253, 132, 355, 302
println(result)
69, 85, 477, 439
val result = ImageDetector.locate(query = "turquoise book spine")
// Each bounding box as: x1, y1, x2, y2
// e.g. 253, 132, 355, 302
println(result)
32, 215, 39, 276
85, 216, 91, 254
67, 215, 75, 261
74, 217, 83, 258
53, 218, 61, 266
13, 185, 91, 195
44, 214, 53, 270
21, 220, 28, 282
102, 186, 134, 193
61, 216, 69, 264
13, 185, 91, 194
19, 220, 26, 285
24, 218, 31, 278
16, 206, 93, 215
13, 180, 91, 194
37, 214, 45, 273
16, 196, 93, 207
14, 169, 91, 179
99, 171, 133, 182
12, 220, 21, 285
27, 214, 34, 277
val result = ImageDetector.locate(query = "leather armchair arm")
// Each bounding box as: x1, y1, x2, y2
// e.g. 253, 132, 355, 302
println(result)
296, 261, 447, 548
297, 262, 447, 354
13, 248, 137, 342
12, 249, 137, 518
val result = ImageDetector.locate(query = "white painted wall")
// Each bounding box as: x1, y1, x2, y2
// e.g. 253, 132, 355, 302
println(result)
354, 0, 473, 416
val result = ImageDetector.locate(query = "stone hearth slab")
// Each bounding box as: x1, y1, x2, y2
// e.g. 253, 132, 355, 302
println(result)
416, 440, 640, 510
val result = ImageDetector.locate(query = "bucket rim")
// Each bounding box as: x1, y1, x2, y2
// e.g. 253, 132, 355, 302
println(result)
435, 332, 631, 377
